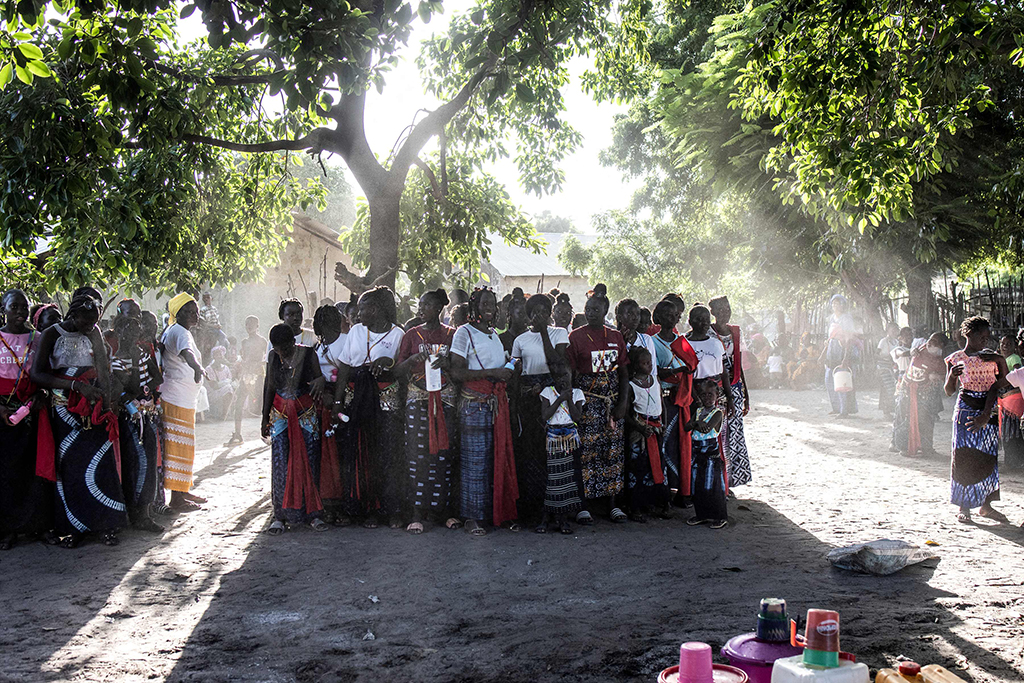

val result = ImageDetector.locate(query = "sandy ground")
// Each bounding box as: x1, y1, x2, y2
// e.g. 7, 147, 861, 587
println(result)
1, 388, 1022, 683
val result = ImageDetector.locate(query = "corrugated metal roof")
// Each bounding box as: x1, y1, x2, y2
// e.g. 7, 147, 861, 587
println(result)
485, 232, 598, 277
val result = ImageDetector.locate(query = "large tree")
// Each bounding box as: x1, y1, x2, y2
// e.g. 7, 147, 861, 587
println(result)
3, 0, 636, 293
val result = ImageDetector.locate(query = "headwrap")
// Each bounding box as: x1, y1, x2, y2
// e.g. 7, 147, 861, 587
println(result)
167, 293, 195, 325
32, 303, 59, 329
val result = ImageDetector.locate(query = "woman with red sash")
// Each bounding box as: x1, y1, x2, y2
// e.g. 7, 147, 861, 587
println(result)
333, 287, 405, 529
31, 292, 127, 548
396, 288, 457, 534
891, 333, 946, 457
0, 289, 55, 550
312, 304, 348, 523
709, 296, 751, 487
450, 288, 518, 537
262, 324, 327, 535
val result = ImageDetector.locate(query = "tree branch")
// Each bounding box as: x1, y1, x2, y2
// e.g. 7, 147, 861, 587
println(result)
413, 157, 444, 200
328, 92, 388, 193
180, 128, 332, 154
150, 60, 286, 87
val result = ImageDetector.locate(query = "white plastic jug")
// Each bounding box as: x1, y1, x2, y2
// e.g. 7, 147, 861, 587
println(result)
832, 367, 853, 393
771, 655, 868, 683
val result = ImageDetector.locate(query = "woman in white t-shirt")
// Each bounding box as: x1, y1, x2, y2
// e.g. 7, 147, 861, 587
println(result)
449, 288, 518, 536
685, 304, 734, 417
332, 287, 405, 529
511, 294, 569, 524
159, 294, 208, 512
312, 304, 348, 520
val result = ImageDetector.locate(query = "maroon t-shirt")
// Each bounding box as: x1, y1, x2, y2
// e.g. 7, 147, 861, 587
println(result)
397, 324, 455, 385
568, 325, 629, 375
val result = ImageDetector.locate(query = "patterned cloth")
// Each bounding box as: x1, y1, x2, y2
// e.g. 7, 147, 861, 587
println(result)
543, 425, 583, 514
118, 408, 159, 520
405, 391, 456, 512
660, 394, 683, 492
574, 371, 625, 499
624, 418, 669, 511
724, 381, 751, 486
877, 360, 897, 414
162, 400, 196, 492
460, 398, 494, 522
951, 389, 1000, 509
269, 393, 322, 523
691, 406, 727, 522
52, 371, 128, 535
514, 373, 551, 520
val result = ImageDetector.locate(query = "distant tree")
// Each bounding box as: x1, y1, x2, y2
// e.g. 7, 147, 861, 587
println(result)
558, 234, 592, 277
533, 210, 576, 233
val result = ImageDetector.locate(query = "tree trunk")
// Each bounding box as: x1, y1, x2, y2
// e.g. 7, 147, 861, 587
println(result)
905, 266, 934, 333
365, 187, 402, 291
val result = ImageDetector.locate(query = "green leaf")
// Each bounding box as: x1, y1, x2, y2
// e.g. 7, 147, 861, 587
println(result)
14, 65, 32, 85
127, 17, 143, 37
57, 36, 73, 60
179, 4, 196, 19
26, 60, 50, 78
515, 83, 535, 103
17, 43, 43, 60
0, 63, 11, 90
417, 2, 430, 23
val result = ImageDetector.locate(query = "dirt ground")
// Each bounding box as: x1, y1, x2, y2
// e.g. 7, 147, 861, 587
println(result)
1, 388, 1022, 683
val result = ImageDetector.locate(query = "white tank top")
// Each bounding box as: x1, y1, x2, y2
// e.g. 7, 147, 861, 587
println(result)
630, 377, 662, 419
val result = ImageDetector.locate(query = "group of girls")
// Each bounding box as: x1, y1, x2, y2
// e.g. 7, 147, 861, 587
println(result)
0, 287, 205, 552
261, 282, 753, 537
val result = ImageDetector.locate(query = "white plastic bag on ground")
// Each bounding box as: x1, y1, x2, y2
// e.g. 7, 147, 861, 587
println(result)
827, 539, 939, 575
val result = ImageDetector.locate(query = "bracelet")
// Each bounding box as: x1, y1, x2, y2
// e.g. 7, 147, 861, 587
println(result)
382, 357, 395, 370
70, 380, 77, 393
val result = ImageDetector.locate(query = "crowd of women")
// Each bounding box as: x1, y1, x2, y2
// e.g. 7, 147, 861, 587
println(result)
0, 283, 754, 548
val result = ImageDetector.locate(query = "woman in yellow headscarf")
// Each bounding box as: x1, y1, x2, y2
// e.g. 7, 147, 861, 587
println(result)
161, 294, 207, 511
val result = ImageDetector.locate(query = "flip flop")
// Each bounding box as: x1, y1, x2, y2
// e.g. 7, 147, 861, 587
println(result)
406, 521, 424, 535
956, 512, 972, 524
686, 516, 709, 526
559, 520, 573, 535
362, 516, 379, 529
610, 507, 628, 523
465, 520, 487, 537
310, 519, 329, 532
534, 523, 548, 534
182, 492, 207, 504
268, 520, 286, 535
978, 509, 1010, 523
169, 499, 202, 513
710, 519, 729, 529
575, 511, 594, 526
445, 517, 463, 530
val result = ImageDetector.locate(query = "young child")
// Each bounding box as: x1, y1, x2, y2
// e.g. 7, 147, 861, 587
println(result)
624, 346, 670, 521
539, 368, 586, 534
685, 379, 728, 529
766, 348, 785, 389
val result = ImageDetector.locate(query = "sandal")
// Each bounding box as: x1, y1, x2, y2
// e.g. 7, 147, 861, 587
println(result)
406, 521, 424, 535
504, 521, 522, 532
182, 492, 207, 504
169, 499, 202, 513
709, 519, 729, 529
310, 518, 329, 532
388, 517, 404, 530
465, 520, 487, 537
686, 516, 709, 526
445, 517, 463, 530
267, 520, 286, 535
575, 511, 594, 526
609, 507, 628, 523
559, 520, 573, 535
102, 531, 119, 546
331, 515, 352, 527
978, 508, 1010, 524
224, 434, 244, 446
534, 523, 548, 534
362, 516, 379, 530
60, 533, 82, 549
957, 511, 973, 524
152, 502, 174, 516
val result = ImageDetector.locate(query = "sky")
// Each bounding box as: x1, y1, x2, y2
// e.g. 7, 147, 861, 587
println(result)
180, 2, 636, 233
